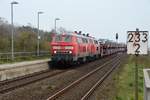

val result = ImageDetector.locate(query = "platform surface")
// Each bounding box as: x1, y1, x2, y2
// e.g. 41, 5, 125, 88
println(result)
0, 59, 51, 81
0, 59, 51, 71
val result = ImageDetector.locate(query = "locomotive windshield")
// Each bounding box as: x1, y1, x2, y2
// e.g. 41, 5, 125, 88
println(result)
55, 35, 62, 42
54, 35, 72, 42
64, 35, 71, 42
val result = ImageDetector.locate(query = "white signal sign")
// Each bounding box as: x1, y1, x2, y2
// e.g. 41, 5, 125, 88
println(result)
127, 30, 148, 55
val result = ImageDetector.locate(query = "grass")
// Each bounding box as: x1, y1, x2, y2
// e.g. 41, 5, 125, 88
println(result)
114, 55, 150, 100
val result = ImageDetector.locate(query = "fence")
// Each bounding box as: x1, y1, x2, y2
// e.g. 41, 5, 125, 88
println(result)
0, 51, 50, 61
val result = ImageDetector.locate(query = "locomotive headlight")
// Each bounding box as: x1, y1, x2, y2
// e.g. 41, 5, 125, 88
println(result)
69, 51, 72, 54
54, 50, 57, 54
65, 46, 73, 49
53, 46, 61, 49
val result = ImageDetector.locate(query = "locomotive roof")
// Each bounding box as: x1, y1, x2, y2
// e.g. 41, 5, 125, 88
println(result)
56, 32, 98, 40
55, 32, 125, 45
53, 32, 126, 46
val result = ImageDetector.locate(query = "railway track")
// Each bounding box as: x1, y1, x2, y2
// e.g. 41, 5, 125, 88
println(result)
46, 55, 123, 100
81, 59, 121, 100
0, 69, 54, 86
0, 55, 115, 94
0, 69, 67, 94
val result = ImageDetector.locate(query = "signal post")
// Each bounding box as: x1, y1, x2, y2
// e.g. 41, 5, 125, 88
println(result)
127, 28, 148, 100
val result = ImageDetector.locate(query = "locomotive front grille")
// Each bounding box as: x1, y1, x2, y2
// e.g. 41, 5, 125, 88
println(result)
52, 53, 73, 62
56, 51, 70, 54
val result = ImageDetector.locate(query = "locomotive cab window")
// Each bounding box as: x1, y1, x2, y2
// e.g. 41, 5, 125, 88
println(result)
82, 38, 87, 43
55, 35, 62, 42
94, 40, 98, 44
85, 38, 88, 43
77, 37, 82, 43
89, 39, 93, 44
63, 35, 72, 42
54, 35, 72, 42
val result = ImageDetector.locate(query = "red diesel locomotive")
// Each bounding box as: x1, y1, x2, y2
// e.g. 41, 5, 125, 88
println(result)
50, 31, 126, 65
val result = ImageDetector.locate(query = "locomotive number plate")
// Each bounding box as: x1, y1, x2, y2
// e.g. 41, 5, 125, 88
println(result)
127, 30, 148, 55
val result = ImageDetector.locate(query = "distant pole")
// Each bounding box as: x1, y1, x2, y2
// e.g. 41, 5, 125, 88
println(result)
116, 32, 119, 94
37, 11, 44, 56
54, 18, 60, 33
54, 19, 56, 33
116, 33, 119, 54
11, 1, 18, 61
116, 33, 118, 43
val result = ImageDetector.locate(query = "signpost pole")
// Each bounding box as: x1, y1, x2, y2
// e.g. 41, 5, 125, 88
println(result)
135, 53, 139, 100
135, 28, 139, 100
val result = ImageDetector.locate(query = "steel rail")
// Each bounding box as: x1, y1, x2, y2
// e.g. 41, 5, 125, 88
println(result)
81, 59, 121, 100
0, 69, 51, 86
0, 55, 115, 94
0, 55, 112, 86
0, 70, 67, 94
46, 56, 119, 100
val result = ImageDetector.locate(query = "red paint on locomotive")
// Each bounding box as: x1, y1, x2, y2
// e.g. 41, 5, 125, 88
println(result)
50, 31, 126, 65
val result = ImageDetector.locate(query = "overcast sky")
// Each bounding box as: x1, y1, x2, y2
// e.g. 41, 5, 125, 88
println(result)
1, 0, 150, 43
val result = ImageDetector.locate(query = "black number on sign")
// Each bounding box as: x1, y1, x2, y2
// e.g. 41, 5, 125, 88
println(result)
135, 43, 140, 54
142, 32, 148, 43
128, 33, 133, 42
135, 33, 140, 42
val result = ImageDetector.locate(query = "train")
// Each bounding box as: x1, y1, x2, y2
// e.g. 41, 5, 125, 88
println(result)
50, 31, 126, 66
